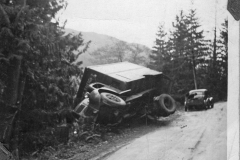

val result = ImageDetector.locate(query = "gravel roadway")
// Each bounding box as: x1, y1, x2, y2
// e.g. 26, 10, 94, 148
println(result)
101, 102, 226, 160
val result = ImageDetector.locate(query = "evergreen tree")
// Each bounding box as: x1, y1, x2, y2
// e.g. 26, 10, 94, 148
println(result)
0, 0, 89, 157
150, 9, 227, 101
149, 24, 167, 71
217, 19, 228, 99
170, 11, 189, 59
185, 9, 208, 89
154, 10, 208, 94
206, 19, 228, 100
164, 10, 193, 94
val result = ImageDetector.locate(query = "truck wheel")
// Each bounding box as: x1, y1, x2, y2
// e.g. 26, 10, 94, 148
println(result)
154, 94, 176, 116
101, 92, 126, 107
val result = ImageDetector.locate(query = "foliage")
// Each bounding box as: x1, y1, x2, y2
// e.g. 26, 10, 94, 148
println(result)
205, 19, 228, 100
165, 11, 192, 94
127, 44, 149, 65
148, 23, 168, 71
183, 9, 210, 89
89, 40, 128, 64
149, 10, 228, 100
90, 41, 149, 66
0, 1, 228, 157
0, 0, 90, 157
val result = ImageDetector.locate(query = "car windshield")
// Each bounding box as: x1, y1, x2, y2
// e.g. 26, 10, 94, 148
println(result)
190, 91, 204, 95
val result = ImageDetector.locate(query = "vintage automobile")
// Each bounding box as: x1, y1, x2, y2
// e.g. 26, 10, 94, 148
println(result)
184, 89, 214, 111
74, 62, 176, 125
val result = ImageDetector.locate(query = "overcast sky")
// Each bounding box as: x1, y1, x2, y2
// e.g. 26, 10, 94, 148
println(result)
60, 0, 228, 48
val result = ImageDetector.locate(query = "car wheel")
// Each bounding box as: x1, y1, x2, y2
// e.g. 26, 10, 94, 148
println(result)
184, 104, 188, 112
207, 104, 210, 109
101, 92, 126, 107
154, 94, 176, 116
211, 104, 214, 108
204, 104, 208, 110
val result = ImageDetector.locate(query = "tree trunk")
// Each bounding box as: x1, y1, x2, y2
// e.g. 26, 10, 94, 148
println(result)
189, 22, 198, 89
0, 56, 21, 152
3, 55, 22, 105
11, 62, 27, 160
213, 27, 217, 69
1, 55, 26, 160
192, 54, 198, 89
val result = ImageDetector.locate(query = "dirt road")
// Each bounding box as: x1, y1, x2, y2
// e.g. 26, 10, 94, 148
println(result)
102, 102, 226, 160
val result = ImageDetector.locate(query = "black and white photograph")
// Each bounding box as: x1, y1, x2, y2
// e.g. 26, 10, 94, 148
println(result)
0, 0, 237, 159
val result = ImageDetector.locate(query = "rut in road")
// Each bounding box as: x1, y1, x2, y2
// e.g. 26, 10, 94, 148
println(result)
99, 102, 226, 160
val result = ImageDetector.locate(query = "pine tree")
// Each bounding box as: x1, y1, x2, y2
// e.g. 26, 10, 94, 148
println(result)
217, 19, 228, 99
164, 10, 193, 94
213, 19, 228, 100
185, 9, 208, 89
149, 24, 167, 71
160, 10, 208, 94
170, 11, 189, 59
0, 0, 89, 157
204, 19, 228, 101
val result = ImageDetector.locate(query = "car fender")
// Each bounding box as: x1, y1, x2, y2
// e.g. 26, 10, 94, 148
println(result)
98, 87, 119, 95
204, 99, 209, 106
209, 97, 213, 102
204, 99, 207, 104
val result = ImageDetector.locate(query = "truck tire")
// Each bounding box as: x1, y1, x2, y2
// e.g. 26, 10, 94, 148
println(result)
101, 92, 126, 107
154, 94, 176, 116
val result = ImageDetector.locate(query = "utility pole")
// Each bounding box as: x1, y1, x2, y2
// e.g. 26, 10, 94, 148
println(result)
192, 53, 198, 89
213, 0, 217, 69
190, 0, 198, 89
189, 11, 198, 89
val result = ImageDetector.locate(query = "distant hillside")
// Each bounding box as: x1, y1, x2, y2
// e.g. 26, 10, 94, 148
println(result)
65, 28, 151, 67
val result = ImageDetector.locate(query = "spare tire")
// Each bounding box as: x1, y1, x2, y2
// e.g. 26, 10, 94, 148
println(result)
154, 94, 176, 116
100, 92, 126, 108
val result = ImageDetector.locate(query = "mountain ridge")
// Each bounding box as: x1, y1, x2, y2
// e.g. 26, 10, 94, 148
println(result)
65, 28, 151, 67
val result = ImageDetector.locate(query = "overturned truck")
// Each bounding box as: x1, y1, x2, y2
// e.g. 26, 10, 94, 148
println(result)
74, 62, 176, 125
